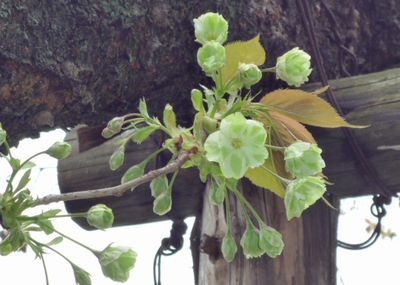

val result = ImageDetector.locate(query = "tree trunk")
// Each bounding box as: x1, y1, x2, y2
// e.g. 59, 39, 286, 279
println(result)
1, 0, 400, 142
198, 179, 338, 285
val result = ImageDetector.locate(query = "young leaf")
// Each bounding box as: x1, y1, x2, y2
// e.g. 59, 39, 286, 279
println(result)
121, 162, 146, 184
46, 236, 64, 246
131, 125, 159, 144
245, 156, 286, 198
138, 99, 149, 118
269, 111, 316, 145
40, 209, 62, 218
20, 161, 36, 170
36, 219, 55, 235
163, 104, 177, 130
14, 169, 31, 193
260, 89, 367, 128
221, 35, 266, 84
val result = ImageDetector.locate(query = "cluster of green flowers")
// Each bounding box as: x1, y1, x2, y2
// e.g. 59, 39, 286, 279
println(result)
100, 12, 324, 262
0, 10, 331, 284
0, 125, 136, 284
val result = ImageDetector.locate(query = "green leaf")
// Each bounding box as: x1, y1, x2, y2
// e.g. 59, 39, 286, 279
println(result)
73, 265, 92, 285
14, 169, 31, 193
131, 125, 159, 144
109, 146, 125, 171
46, 236, 64, 246
260, 89, 367, 128
245, 157, 286, 198
163, 104, 177, 130
150, 176, 168, 198
121, 162, 146, 184
40, 209, 62, 218
138, 99, 149, 117
221, 35, 266, 85
36, 219, 55, 235
20, 161, 36, 170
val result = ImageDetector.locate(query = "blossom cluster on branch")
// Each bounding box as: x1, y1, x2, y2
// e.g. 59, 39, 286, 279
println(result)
0, 12, 362, 284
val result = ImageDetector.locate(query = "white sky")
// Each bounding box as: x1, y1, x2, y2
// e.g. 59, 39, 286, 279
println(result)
0, 129, 399, 284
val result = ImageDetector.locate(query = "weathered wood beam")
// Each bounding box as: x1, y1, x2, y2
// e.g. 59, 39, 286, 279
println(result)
312, 68, 400, 197
58, 68, 400, 228
58, 129, 203, 228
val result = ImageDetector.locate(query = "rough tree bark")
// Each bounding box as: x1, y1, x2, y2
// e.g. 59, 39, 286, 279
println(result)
1, 0, 400, 142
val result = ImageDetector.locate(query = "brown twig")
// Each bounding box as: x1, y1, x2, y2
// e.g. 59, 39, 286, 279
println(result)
36, 150, 191, 205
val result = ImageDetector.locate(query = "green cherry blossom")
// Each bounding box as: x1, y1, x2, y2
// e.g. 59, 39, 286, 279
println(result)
204, 112, 268, 179
276, 47, 312, 87
197, 41, 226, 75
284, 141, 325, 177
193, 12, 228, 45
238, 63, 262, 89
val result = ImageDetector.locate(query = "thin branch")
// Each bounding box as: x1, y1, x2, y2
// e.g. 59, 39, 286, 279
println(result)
36, 150, 191, 205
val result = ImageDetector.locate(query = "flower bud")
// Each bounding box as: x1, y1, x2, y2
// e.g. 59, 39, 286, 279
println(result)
191, 89, 204, 112
107, 116, 124, 134
276, 47, 312, 87
221, 232, 237, 262
259, 225, 284, 258
72, 265, 92, 285
193, 12, 228, 45
87, 204, 114, 230
153, 193, 172, 216
284, 176, 326, 220
197, 41, 226, 75
98, 245, 137, 282
284, 141, 325, 177
238, 63, 262, 89
109, 146, 125, 171
240, 221, 265, 258
101, 128, 114, 139
202, 115, 218, 134
46, 142, 72, 160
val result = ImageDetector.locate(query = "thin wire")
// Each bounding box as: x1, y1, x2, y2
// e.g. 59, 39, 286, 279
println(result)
296, 0, 392, 198
153, 220, 187, 285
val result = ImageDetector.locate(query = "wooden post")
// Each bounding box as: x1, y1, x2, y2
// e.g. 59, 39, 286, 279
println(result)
198, 180, 337, 285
